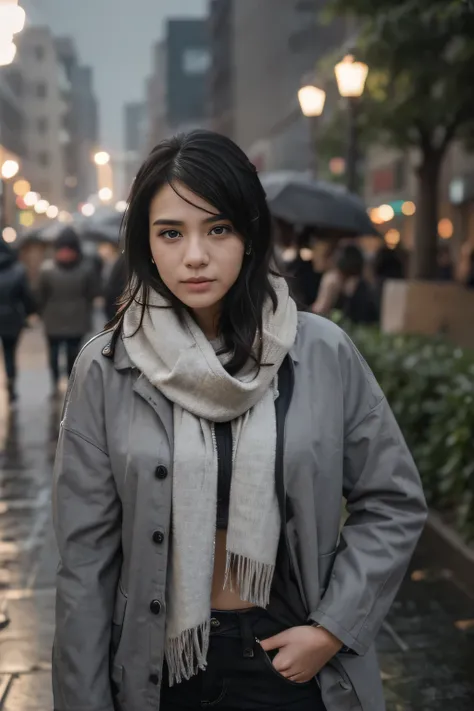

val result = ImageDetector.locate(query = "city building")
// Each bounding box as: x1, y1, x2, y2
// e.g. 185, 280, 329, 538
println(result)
123, 101, 148, 195
139, 19, 210, 178
165, 18, 210, 132
146, 40, 169, 150
16, 26, 68, 210
208, 0, 234, 139
0, 63, 26, 230
209, 0, 351, 173
56, 37, 99, 208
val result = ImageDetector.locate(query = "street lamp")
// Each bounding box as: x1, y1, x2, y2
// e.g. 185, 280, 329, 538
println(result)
334, 54, 369, 193
298, 85, 326, 177
1, 159, 20, 232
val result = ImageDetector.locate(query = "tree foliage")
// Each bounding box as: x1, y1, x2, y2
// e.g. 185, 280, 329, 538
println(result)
326, 0, 474, 158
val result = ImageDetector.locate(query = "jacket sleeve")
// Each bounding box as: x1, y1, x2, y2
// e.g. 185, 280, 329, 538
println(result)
309, 332, 428, 655
35, 269, 48, 314
52, 352, 121, 711
18, 267, 36, 316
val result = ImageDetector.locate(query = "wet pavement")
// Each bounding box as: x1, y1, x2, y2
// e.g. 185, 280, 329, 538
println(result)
0, 325, 473, 710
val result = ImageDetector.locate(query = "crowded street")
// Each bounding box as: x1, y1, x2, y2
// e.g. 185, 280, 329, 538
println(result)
0, 325, 473, 710
2, 1, 474, 710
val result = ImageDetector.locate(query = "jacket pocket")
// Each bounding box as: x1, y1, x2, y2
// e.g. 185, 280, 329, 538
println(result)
111, 582, 128, 658
258, 643, 313, 687
319, 658, 363, 711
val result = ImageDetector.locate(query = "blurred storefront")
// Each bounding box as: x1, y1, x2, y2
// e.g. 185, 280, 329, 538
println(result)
364, 141, 474, 258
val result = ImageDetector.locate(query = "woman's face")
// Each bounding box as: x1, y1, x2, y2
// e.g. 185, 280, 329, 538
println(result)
149, 181, 245, 333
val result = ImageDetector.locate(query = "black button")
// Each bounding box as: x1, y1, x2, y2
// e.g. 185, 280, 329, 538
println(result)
149, 673, 160, 686
152, 531, 164, 544
155, 466, 168, 480
150, 599, 162, 615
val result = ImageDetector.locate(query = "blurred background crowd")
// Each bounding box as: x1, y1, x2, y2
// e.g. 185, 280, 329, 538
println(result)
1, 1, 474, 710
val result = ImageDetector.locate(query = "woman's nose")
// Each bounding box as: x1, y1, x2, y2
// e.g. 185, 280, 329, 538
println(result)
184, 236, 209, 267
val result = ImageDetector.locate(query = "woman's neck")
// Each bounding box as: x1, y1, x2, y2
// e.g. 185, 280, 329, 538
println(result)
192, 306, 219, 340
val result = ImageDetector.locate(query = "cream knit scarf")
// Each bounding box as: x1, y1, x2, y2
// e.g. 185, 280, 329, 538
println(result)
122, 276, 297, 685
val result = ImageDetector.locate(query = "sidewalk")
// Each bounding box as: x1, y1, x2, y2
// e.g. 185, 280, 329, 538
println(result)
0, 326, 473, 710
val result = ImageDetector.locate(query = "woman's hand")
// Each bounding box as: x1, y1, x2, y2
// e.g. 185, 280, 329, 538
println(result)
259, 625, 343, 683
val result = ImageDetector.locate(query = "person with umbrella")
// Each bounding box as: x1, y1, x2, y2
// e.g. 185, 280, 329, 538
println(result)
0, 238, 36, 403
36, 227, 98, 394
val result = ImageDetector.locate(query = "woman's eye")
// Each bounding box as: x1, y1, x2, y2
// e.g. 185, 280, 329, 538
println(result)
210, 225, 232, 236
161, 230, 181, 240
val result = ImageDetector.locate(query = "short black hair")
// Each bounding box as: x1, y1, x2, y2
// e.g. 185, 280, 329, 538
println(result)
336, 244, 364, 278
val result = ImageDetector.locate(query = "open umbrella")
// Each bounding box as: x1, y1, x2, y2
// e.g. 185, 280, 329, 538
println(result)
260, 171, 378, 237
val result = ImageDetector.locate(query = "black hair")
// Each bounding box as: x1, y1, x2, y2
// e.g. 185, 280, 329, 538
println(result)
336, 244, 365, 279
112, 130, 277, 375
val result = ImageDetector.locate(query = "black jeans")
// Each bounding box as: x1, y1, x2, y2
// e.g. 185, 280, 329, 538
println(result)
160, 608, 326, 711
47, 336, 82, 383
1, 334, 19, 383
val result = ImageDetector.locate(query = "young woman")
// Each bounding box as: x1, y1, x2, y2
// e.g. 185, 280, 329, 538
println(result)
52, 131, 427, 711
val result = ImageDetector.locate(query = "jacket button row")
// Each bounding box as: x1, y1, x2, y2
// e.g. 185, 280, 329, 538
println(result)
152, 531, 164, 544
149, 673, 160, 686
155, 465, 168, 480
150, 599, 162, 615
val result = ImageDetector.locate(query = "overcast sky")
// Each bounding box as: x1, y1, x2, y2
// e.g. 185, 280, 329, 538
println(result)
23, 0, 208, 152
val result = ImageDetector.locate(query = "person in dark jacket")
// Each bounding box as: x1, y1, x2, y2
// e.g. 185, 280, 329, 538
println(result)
336, 244, 378, 325
0, 238, 36, 402
37, 228, 97, 392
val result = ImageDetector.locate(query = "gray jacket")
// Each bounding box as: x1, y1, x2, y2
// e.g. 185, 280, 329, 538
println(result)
37, 258, 97, 337
52, 312, 427, 711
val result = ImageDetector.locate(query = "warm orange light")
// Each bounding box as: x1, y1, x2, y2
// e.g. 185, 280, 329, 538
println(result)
385, 229, 400, 249
402, 201, 416, 216
378, 204, 395, 222
438, 218, 453, 239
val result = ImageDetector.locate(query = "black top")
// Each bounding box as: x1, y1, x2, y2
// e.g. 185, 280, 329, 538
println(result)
214, 362, 305, 629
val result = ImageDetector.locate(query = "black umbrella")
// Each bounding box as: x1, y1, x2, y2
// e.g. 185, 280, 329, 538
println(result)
260, 171, 378, 237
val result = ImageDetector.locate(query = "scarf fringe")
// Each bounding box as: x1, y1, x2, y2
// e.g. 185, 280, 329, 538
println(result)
224, 552, 275, 608
165, 619, 210, 687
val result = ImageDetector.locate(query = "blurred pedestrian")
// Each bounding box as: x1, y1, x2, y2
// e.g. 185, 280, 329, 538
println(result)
36, 228, 97, 393
336, 244, 379, 325
437, 244, 454, 281
311, 240, 342, 316
372, 245, 405, 315
0, 238, 36, 403
52, 130, 426, 711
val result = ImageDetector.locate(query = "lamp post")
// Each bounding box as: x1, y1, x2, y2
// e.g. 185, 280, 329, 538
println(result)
334, 54, 369, 194
298, 85, 326, 177
1, 159, 20, 232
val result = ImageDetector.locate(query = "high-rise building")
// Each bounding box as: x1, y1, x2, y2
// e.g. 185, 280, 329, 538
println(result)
56, 37, 99, 207
123, 101, 148, 195
0, 65, 26, 230
166, 18, 210, 132
208, 0, 234, 139
146, 40, 169, 150
16, 26, 68, 209
209, 0, 351, 173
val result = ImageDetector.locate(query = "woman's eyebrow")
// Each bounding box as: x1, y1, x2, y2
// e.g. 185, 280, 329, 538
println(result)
152, 214, 228, 227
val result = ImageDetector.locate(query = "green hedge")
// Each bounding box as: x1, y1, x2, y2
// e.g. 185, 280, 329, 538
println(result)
336, 317, 474, 542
